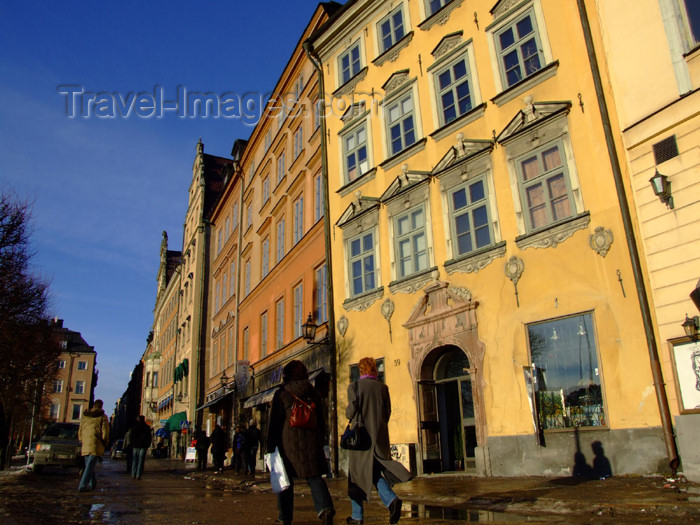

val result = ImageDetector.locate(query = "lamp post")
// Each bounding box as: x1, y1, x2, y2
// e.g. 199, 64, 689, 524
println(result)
302, 313, 318, 343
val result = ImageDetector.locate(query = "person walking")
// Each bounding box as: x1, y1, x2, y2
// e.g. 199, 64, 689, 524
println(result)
123, 426, 133, 475
131, 415, 152, 480
245, 418, 261, 476
210, 424, 228, 473
233, 424, 247, 474
194, 425, 210, 471
266, 360, 334, 525
77, 399, 109, 492
345, 357, 412, 524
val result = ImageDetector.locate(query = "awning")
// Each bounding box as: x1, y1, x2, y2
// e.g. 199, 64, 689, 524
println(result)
196, 390, 234, 411
154, 427, 170, 438
243, 386, 279, 409
165, 411, 187, 432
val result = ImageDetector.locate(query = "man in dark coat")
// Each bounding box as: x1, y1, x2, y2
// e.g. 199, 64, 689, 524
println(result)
346, 357, 412, 524
210, 424, 228, 473
131, 415, 151, 480
266, 360, 334, 525
244, 419, 261, 475
194, 426, 210, 471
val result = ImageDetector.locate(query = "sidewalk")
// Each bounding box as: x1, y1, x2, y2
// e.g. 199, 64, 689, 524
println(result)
185, 463, 700, 522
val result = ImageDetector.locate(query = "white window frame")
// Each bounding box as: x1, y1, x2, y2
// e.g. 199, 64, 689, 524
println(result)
71, 404, 82, 420
57, 359, 66, 369
425, 0, 452, 17
244, 259, 251, 295
339, 41, 362, 85
293, 283, 303, 339
262, 237, 270, 277
260, 311, 268, 358
433, 51, 476, 126
293, 195, 304, 245
315, 264, 328, 324
49, 403, 60, 419
385, 90, 418, 157
447, 175, 496, 258
276, 298, 285, 350
54, 380, 63, 393
229, 261, 236, 298
341, 121, 370, 184
262, 175, 270, 204
347, 229, 379, 298
393, 204, 429, 279
314, 173, 324, 222
276, 219, 286, 263
378, 5, 406, 54
77, 360, 87, 371
293, 126, 303, 159
277, 151, 286, 184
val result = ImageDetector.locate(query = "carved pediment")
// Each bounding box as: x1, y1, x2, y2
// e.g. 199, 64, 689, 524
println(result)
336, 191, 380, 229
432, 134, 493, 175
379, 165, 431, 204
490, 0, 522, 17
341, 101, 366, 123
431, 31, 463, 60
382, 69, 411, 94
404, 280, 477, 329
496, 97, 571, 144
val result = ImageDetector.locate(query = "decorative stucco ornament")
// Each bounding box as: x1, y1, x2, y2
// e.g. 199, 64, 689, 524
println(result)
589, 226, 614, 257
381, 298, 395, 342
337, 315, 348, 337
504, 256, 525, 307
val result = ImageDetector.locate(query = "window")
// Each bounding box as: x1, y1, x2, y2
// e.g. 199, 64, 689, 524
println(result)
229, 261, 236, 298
262, 237, 270, 277
435, 55, 473, 125
343, 123, 369, 183
349, 231, 377, 296
225, 217, 230, 239
212, 341, 219, 373
249, 161, 256, 183
449, 178, 493, 257
53, 380, 63, 393
232, 202, 239, 230
217, 229, 223, 255
426, 0, 452, 16
517, 141, 574, 231
245, 260, 251, 295
395, 205, 428, 278
243, 327, 249, 361
496, 10, 544, 88
378, 6, 405, 53
222, 274, 227, 306
228, 327, 234, 364
265, 130, 272, 151
246, 205, 253, 230
276, 219, 286, 263
75, 380, 85, 395
276, 298, 285, 350
313, 98, 322, 131
49, 403, 60, 419
676, 0, 700, 49
260, 312, 268, 358
294, 126, 303, 158
262, 176, 270, 204
293, 284, 303, 339
314, 173, 324, 222
293, 196, 304, 245
386, 93, 416, 156
277, 152, 286, 184
339, 42, 361, 84
71, 404, 82, 420
528, 312, 604, 430
315, 264, 328, 323
77, 361, 87, 371
57, 359, 66, 369
152, 371, 159, 387
60, 340, 67, 349
215, 282, 221, 312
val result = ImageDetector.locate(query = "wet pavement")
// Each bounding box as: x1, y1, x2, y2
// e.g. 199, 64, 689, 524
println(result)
1, 456, 699, 523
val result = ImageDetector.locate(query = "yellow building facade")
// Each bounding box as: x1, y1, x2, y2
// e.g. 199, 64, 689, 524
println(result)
309, 0, 673, 476
592, 0, 700, 479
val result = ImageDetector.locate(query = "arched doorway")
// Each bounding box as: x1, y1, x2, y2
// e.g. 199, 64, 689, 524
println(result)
418, 346, 476, 473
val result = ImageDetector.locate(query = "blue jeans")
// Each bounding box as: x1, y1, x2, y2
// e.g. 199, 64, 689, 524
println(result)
132, 448, 147, 479
277, 475, 334, 523
350, 471, 398, 520
78, 455, 98, 491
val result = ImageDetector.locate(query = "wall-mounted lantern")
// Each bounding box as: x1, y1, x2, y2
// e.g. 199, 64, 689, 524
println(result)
682, 314, 699, 340
649, 169, 674, 209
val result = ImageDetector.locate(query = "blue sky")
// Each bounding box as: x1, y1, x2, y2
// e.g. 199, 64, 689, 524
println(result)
0, 1, 331, 414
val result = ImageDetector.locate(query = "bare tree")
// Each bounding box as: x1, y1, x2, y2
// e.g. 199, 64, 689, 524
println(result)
0, 189, 60, 468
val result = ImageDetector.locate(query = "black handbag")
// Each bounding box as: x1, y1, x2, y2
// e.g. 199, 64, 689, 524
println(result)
340, 382, 371, 450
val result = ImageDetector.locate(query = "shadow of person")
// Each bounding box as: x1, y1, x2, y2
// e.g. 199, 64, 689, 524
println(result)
573, 450, 595, 478
592, 440, 612, 479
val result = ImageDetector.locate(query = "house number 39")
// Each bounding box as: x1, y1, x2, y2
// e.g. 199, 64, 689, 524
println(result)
394, 359, 401, 366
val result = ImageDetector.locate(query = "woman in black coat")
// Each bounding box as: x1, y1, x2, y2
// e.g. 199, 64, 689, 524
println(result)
346, 357, 412, 524
266, 360, 334, 525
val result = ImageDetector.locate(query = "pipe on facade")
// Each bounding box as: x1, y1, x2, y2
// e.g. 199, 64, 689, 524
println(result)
576, 0, 679, 473
303, 39, 339, 477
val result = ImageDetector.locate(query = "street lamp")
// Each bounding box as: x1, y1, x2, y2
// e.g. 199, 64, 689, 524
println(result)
682, 314, 700, 340
302, 313, 317, 343
649, 170, 674, 209
220, 370, 229, 391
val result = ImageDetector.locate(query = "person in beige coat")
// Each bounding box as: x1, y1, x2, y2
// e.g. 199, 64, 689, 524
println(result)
78, 399, 110, 492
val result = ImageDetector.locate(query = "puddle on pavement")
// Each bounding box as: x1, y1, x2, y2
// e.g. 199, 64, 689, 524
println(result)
406, 503, 536, 522
82, 504, 138, 523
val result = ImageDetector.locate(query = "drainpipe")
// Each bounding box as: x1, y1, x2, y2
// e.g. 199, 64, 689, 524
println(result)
234, 163, 244, 426
576, 0, 679, 473
194, 158, 209, 431
303, 40, 339, 477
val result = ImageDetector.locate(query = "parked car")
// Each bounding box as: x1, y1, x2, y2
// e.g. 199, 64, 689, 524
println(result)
32, 422, 82, 473
110, 439, 125, 460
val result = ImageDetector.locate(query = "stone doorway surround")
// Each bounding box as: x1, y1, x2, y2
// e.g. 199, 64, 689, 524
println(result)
403, 278, 488, 474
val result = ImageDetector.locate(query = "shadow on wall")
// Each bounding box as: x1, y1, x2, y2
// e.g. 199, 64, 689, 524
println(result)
572, 427, 613, 479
